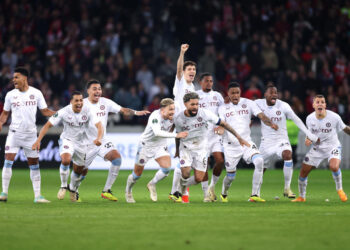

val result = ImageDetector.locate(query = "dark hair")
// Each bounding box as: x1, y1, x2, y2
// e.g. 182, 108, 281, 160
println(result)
265, 82, 276, 92
199, 72, 212, 81
313, 94, 325, 102
14, 67, 29, 77
183, 92, 199, 103
71, 91, 83, 100
228, 82, 240, 90
86, 79, 101, 89
183, 61, 196, 71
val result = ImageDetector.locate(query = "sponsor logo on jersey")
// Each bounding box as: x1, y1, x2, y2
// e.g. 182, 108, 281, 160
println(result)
326, 122, 331, 127
311, 128, 332, 133
100, 105, 105, 110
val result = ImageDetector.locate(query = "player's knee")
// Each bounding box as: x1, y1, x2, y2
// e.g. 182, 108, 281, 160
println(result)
182, 172, 190, 179
4, 160, 14, 168
329, 164, 339, 172
252, 154, 264, 170
195, 175, 204, 183
226, 172, 236, 181
111, 157, 122, 166
61, 159, 71, 166
29, 164, 39, 170
161, 167, 170, 176
282, 151, 292, 160
132, 171, 141, 180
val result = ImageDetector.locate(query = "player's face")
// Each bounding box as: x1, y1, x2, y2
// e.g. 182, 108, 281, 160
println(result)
185, 99, 199, 116
184, 65, 196, 83
162, 104, 176, 120
228, 87, 241, 105
313, 97, 326, 115
12, 72, 27, 90
87, 83, 102, 103
71, 94, 84, 113
265, 87, 278, 106
200, 76, 213, 92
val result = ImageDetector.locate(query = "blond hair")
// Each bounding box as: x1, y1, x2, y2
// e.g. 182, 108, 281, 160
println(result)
160, 98, 174, 108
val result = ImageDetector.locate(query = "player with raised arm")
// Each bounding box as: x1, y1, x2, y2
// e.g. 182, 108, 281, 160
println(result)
292, 95, 348, 202
169, 44, 196, 203
0, 67, 55, 203
32, 91, 104, 202
255, 84, 318, 199
196, 73, 225, 202
175, 92, 250, 202
215, 82, 278, 202
125, 98, 188, 203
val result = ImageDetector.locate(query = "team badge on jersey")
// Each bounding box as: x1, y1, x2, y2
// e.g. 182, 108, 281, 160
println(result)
197, 117, 202, 122
82, 115, 87, 120
5, 146, 10, 150
213, 96, 217, 100
100, 105, 105, 110
276, 111, 281, 115
152, 119, 158, 124
30, 95, 35, 99
242, 104, 247, 108
326, 122, 331, 127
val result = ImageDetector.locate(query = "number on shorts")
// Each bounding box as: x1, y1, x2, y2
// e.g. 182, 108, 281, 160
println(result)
104, 142, 113, 149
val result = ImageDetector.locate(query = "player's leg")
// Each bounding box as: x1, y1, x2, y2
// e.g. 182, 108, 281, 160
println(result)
208, 151, 224, 201
57, 153, 72, 199
179, 166, 192, 197
147, 156, 171, 202
282, 149, 295, 198
101, 149, 122, 201
170, 165, 183, 198
250, 153, 265, 202
329, 157, 347, 202
27, 157, 49, 203
221, 170, 236, 203
68, 163, 85, 202
0, 153, 16, 201
220, 146, 240, 202
292, 163, 313, 202
125, 164, 144, 203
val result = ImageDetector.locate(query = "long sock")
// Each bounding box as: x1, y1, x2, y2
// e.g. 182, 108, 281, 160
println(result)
283, 160, 293, 190
222, 172, 236, 195
251, 155, 264, 196
257, 168, 266, 197
2, 160, 13, 194
201, 180, 208, 195
170, 166, 182, 194
76, 175, 86, 191
103, 158, 121, 191
332, 169, 343, 191
29, 164, 41, 198
151, 168, 169, 184
59, 163, 70, 188
210, 174, 220, 187
298, 176, 308, 198
186, 176, 198, 187
126, 171, 140, 193
69, 171, 81, 192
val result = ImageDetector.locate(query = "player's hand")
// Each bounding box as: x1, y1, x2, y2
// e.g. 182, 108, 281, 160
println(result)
305, 137, 312, 147
174, 150, 179, 158
307, 133, 318, 143
181, 44, 189, 53
214, 126, 224, 135
238, 138, 250, 147
32, 140, 40, 151
94, 139, 102, 146
271, 123, 278, 130
176, 131, 188, 138
135, 110, 150, 116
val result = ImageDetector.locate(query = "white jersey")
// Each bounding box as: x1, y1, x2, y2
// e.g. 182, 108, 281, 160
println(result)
49, 104, 98, 146
3, 86, 47, 133
173, 75, 195, 111
84, 97, 121, 141
218, 98, 261, 145
306, 110, 346, 149
140, 109, 175, 147
174, 108, 220, 150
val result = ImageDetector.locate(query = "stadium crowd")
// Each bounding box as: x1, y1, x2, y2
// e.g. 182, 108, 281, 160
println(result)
0, 0, 350, 124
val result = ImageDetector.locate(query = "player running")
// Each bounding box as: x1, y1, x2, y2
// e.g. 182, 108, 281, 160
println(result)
169, 44, 196, 203
255, 84, 318, 199
175, 92, 250, 202
32, 91, 104, 202
196, 73, 225, 202
0, 67, 55, 203
292, 95, 348, 202
125, 98, 188, 203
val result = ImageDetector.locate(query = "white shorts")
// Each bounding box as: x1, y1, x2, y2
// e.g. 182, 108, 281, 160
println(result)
303, 145, 342, 167
96, 139, 117, 159
5, 130, 39, 158
59, 139, 88, 167
135, 142, 170, 166
259, 139, 292, 166
223, 141, 260, 172
208, 134, 223, 153
179, 145, 208, 172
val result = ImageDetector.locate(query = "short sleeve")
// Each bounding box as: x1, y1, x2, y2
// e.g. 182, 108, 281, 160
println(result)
218, 93, 224, 106
250, 100, 262, 117
218, 105, 225, 120
203, 109, 220, 125
37, 90, 48, 110
106, 98, 122, 113
305, 115, 311, 130
173, 75, 184, 98
3, 93, 11, 111
336, 114, 346, 132
49, 110, 63, 126
282, 102, 294, 120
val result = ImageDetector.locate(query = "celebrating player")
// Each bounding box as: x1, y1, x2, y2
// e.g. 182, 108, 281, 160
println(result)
32, 91, 103, 202
169, 44, 196, 202
196, 73, 225, 201
292, 95, 348, 202
0, 67, 55, 203
125, 98, 188, 203
255, 84, 318, 198
175, 92, 250, 202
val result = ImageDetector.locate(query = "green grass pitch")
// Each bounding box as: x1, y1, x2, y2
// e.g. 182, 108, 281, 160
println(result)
0, 169, 349, 250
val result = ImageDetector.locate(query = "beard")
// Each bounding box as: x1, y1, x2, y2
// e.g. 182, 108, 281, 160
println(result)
188, 109, 197, 117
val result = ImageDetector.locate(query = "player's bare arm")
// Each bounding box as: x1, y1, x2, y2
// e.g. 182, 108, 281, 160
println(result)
32, 121, 54, 150
343, 126, 350, 135
94, 121, 104, 146
176, 44, 189, 80
219, 120, 250, 147
174, 138, 180, 158
0, 110, 10, 132
120, 107, 150, 116
40, 108, 56, 117
257, 112, 278, 130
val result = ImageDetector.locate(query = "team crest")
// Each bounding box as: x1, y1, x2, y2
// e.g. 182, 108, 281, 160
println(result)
140, 159, 145, 164
64, 145, 69, 149
100, 105, 105, 110
197, 117, 202, 122
30, 95, 35, 99
213, 96, 217, 100
304, 156, 309, 162
326, 122, 331, 127
276, 111, 281, 115
5, 146, 9, 151
152, 119, 158, 124
242, 104, 247, 108
82, 115, 87, 120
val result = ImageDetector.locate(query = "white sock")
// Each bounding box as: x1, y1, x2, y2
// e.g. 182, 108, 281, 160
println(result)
59, 164, 70, 188
332, 169, 343, 191
210, 174, 220, 187
283, 160, 293, 190
171, 167, 182, 194
69, 171, 81, 192
151, 168, 169, 184
187, 176, 198, 187
2, 160, 13, 194
251, 155, 264, 196
201, 180, 208, 195
126, 172, 140, 193
298, 176, 308, 198
222, 173, 236, 196
103, 164, 121, 191
29, 164, 41, 198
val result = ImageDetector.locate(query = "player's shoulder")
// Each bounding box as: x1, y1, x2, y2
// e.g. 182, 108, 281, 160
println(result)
28, 86, 43, 95
306, 111, 316, 121
5, 88, 17, 97
254, 98, 264, 105
276, 99, 290, 108
326, 110, 342, 120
